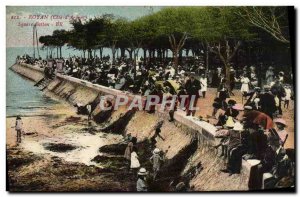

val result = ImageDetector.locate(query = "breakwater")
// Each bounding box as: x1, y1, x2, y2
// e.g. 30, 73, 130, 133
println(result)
10, 63, 256, 191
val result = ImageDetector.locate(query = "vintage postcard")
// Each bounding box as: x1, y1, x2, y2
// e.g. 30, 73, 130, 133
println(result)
6, 6, 295, 192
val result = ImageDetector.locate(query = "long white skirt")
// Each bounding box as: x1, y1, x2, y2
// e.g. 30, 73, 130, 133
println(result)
130, 152, 140, 169
241, 84, 249, 93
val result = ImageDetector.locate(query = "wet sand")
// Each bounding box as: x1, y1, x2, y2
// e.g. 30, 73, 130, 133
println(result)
6, 101, 135, 192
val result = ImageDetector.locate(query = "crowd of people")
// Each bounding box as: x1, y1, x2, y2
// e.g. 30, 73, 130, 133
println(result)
16, 54, 294, 190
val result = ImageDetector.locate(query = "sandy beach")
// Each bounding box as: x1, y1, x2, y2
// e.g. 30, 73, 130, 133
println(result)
6, 99, 137, 191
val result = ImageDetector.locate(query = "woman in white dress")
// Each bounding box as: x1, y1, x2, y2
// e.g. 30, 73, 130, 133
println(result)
131, 147, 141, 175
240, 74, 250, 94
199, 74, 208, 98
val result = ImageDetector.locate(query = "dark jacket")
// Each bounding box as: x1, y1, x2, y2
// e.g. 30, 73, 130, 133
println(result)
185, 79, 200, 96
259, 92, 276, 118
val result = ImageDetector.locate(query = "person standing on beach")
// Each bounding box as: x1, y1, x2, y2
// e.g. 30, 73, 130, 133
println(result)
130, 147, 141, 175
15, 116, 23, 144
136, 168, 148, 192
86, 103, 92, 122
150, 148, 164, 180
124, 137, 134, 169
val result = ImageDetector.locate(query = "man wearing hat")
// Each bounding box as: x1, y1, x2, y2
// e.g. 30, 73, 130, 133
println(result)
270, 79, 286, 115
136, 168, 148, 192
150, 148, 164, 180
185, 73, 200, 116
260, 85, 276, 119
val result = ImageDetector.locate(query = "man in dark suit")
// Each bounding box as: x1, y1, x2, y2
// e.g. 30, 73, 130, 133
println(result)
185, 73, 200, 116
259, 85, 277, 119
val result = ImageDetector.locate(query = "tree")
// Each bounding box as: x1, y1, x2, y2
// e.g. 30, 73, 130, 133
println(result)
85, 16, 109, 59
39, 35, 55, 58
104, 16, 127, 63
68, 19, 89, 58
154, 7, 199, 70
193, 7, 254, 87
52, 29, 68, 58
238, 7, 290, 44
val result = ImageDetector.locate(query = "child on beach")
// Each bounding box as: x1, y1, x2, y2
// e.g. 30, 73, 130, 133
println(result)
15, 116, 23, 144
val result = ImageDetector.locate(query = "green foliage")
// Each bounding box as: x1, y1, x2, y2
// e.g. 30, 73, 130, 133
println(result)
192, 7, 254, 42
39, 6, 288, 60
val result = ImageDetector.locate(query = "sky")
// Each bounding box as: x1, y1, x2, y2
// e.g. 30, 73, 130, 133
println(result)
6, 6, 162, 47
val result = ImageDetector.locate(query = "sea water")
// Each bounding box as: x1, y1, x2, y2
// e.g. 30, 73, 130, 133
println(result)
6, 47, 59, 117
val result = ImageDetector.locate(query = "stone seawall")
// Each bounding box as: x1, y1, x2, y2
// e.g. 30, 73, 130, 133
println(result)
11, 63, 44, 82
10, 63, 254, 191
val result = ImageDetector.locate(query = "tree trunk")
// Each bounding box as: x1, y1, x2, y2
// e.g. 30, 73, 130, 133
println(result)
209, 40, 241, 88
129, 50, 133, 60
178, 49, 183, 64
143, 48, 147, 65
121, 48, 126, 58
112, 47, 116, 63
99, 48, 103, 60
172, 49, 179, 70
111, 42, 117, 64
133, 48, 139, 80
148, 49, 152, 62
168, 33, 187, 70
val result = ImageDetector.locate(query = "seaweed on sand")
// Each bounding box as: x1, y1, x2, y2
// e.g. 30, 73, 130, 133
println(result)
43, 143, 77, 152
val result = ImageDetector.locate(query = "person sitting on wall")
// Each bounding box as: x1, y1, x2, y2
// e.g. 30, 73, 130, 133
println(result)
221, 121, 249, 175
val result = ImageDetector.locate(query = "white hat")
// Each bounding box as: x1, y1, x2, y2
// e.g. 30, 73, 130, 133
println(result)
138, 168, 148, 176
153, 148, 160, 154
